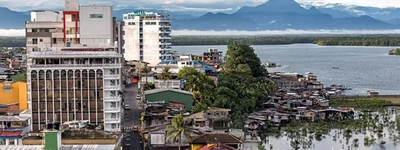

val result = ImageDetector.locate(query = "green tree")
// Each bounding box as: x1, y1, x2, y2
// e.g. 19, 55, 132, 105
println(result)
166, 114, 191, 150
224, 44, 267, 77
213, 44, 274, 128
158, 66, 171, 80
178, 67, 215, 102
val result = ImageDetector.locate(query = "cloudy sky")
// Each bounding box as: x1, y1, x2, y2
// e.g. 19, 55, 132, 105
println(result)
0, 0, 399, 12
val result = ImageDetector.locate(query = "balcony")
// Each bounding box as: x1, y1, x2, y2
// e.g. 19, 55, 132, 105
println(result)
104, 118, 121, 122
104, 107, 120, 112
104, 75, 120, 79
26, 32, 52, 37
104, 85, 120, 90
103, 97, 120, 102
52, 32, 64, 38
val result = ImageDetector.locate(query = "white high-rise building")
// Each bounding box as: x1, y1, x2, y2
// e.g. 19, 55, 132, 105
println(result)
26, 0, 123, 132
123, 11, 172, 66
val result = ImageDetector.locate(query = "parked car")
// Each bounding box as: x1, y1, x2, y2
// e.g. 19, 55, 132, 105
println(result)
124, 104, 130, 110
136, 95, 141, 100
133, 126, 139, 132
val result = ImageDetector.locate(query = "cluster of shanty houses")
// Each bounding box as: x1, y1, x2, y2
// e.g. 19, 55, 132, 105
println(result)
141, 88, 263, 150
245, 72, 355, 138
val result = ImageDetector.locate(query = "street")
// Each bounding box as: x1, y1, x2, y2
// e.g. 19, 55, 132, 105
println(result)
122, 83, 144, 150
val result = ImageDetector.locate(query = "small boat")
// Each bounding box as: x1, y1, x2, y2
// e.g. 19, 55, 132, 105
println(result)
332, 67, 339, 69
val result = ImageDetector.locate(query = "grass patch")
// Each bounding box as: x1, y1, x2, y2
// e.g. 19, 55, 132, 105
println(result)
11, 72, 25, 82
330, 98, 395, 109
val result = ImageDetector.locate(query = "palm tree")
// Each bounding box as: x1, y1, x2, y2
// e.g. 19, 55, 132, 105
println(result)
141, 66, 150, 84
158, 66, 171, 80
166, 114, 191, 150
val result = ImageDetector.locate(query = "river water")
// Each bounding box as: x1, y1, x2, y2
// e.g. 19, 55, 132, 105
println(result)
173, 44, 400, 95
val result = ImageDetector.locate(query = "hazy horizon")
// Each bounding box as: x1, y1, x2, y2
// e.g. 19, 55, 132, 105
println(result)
3, 29, 400, 37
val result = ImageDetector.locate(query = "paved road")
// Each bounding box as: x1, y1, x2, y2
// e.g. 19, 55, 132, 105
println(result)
122, 83, 144, 150
122, 83, 141, 127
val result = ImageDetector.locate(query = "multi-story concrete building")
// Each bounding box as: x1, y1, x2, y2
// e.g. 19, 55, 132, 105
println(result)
123, 11, 172, 66
27, 46, 123, 132
25, 0, 123, 132
26, 10, 64, 52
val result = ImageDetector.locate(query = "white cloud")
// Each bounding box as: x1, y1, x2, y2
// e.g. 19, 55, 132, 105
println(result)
296, 0, 400, 8
1, 0, 400, 13
172, 29, 400, 36
0, 29, 25, 36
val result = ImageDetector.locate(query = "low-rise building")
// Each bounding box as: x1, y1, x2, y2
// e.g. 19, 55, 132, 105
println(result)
0, 81, 28, 115
187, 107, 231, 130
144, 88, 194, 111
190, 133, 242, 150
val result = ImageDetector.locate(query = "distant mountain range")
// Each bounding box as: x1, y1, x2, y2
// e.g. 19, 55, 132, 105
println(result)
1, 0, 400, 30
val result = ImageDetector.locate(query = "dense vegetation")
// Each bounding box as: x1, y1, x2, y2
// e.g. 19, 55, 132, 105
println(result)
330, 98, 394, 109
2, 36, 400, 47
389, 48, 400, 55
178, 44, 275, 128
172, 36, 400, 46
0, 37, 25, 47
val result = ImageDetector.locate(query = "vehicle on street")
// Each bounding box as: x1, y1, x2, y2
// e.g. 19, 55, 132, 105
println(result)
124, 104, 130, 110
136, 95, 141, 100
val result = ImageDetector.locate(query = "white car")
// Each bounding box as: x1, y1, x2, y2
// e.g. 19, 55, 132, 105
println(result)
124, 104, 130, 110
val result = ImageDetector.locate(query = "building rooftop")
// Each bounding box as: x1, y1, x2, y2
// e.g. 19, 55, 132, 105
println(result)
28, 50, 122, 58
207, 107, 231, 112
191, 133, 242, 144
0, 116, 30, 122
0, 145, 116, 150
144, 88, 193, 96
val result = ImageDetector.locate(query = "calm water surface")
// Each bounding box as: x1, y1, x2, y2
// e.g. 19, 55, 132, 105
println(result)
174, 44, 400, 95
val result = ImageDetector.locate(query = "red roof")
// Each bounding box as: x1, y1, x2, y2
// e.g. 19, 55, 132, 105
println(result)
0, 130, 22, 137
197, 144, 237, 150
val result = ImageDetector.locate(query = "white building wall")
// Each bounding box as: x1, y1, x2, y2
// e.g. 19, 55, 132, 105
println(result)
65, 0, 79, 11
122, 17, 140, 61
143, 20, 161, 66
31, 11, 63, 22
79, 6, 113, 47
123, 12, 172, 66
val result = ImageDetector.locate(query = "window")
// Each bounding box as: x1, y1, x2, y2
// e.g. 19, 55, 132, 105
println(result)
39, 39, 43, 42
90, 14, 103, 18
151, 22, 156, 25
145, 22, 150, 25
53, 38, 57, 44
111, 102, 116, 107
32, 29, 38, 32
111, 123, 116, 129
32, 39, 38, 44
3, 88, 12, 93
111, 113, 117, 118
44, 29, 50, 32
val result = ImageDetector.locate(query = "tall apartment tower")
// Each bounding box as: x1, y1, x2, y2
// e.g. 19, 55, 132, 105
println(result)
26, 0, 123, 132
123, 11, 172, 66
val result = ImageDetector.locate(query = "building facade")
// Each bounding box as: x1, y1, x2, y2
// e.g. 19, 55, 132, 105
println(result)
123, 11, 172, 66
27, 47, 123, 132
26, 11, 64, 52
0, 81, 28, 114
25, 0, 123, 132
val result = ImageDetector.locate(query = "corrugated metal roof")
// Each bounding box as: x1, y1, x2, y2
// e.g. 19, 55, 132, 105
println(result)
0, 131, 22, 137
0, 145, 115, 150
0, 145, 43, 150
144, 88, 193, 96
0, 116, 30, 122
